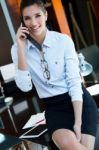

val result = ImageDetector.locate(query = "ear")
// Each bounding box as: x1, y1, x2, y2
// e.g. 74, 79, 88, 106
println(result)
45, 10, 48, 21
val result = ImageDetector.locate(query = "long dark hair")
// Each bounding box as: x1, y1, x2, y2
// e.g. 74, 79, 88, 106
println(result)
20, 0, 46, 15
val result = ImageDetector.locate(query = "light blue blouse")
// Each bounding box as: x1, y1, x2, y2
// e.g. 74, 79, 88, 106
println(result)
11, 30, 83, 101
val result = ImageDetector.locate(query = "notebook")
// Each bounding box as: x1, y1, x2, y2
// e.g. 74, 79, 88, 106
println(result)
19, 125, 47, 138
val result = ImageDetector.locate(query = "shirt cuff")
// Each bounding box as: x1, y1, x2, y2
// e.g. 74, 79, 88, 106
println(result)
71, 94, 83, 102
15, 69, 32, 92
16, 69, 31, 77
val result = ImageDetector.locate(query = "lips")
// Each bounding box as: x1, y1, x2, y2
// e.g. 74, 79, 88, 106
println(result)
30, 26, 40, 32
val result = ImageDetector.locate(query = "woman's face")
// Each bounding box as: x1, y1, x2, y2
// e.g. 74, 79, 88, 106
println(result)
22, 4, 47, 40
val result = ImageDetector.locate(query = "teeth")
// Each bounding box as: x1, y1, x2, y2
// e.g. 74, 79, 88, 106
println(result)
32, 27, 39, 30
32, 28, 38, 30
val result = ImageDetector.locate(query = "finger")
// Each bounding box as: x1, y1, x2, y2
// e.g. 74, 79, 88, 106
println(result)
20, 29, 29, 34
20, 26, 29, 32
20, 23, 23, 27
73, 126, 81, 142
29, 28, 33, 34
20, 33, 27, 39
76, 131, 81, 142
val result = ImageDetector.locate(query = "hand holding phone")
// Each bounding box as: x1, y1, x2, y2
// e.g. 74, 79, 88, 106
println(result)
21, 23, 30, 39
18, 18, 41, 51
21, 20, 30, 39
16, 23, 29, 49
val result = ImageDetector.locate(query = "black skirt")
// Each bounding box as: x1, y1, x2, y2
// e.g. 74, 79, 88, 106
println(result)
42, 85, 98, 137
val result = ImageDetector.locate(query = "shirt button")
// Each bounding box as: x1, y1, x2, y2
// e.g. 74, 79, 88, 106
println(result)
55, 61, 58, 64
28, 74, 30, 76
45, 81, 48, 84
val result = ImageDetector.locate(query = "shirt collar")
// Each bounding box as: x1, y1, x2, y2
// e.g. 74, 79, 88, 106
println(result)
42, 29, 51, 48
27, 29, 51, 51
27, 39, 35, 51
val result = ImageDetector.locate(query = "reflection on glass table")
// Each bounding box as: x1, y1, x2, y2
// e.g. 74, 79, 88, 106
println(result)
0, 132, 22, 150
0, 96, 18, 133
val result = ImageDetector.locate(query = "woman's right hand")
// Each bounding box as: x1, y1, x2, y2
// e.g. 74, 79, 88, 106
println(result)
73, 123, 81, 142
16, 24, 29, 49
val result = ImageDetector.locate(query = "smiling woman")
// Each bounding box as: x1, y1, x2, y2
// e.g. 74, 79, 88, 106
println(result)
20, 0, 47, 44
11, 0, 97, 150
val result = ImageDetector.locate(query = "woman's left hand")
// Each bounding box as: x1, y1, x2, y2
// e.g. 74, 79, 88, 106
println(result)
73, 123, 81, 142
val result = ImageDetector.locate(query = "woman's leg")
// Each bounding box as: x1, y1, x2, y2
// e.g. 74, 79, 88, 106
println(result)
81, 134, 95, 150
52, 129, 88, 150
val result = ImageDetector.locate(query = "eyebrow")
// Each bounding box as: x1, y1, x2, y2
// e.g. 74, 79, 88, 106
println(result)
24, 12, 41, 18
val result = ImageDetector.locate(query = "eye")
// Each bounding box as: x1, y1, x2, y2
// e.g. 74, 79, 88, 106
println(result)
24, 16, 30, 21
35, 14, 41, 18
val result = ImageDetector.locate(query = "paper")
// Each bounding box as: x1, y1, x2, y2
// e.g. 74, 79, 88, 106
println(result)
0, 63, 15, 83
23, 112, 46, 129
87, 84, 99, 95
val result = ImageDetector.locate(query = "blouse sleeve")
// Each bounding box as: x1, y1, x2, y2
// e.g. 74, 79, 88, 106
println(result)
64, 36, 83, 102
11, 43, 33, 92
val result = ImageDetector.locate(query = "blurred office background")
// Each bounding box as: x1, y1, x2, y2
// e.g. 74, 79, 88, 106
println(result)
0, 0, 99, 150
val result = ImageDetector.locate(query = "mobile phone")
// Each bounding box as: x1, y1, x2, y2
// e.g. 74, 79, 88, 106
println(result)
21, 17, 30, 39
21, 17, 41, 51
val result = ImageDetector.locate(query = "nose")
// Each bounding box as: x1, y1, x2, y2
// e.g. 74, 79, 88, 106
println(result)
31, 18, 37, 26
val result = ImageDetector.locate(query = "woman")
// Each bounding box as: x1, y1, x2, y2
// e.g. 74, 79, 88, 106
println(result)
11, 0, 97, 149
